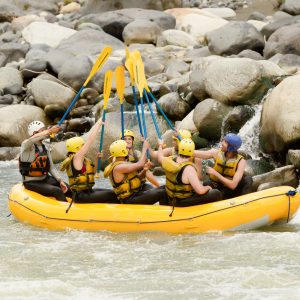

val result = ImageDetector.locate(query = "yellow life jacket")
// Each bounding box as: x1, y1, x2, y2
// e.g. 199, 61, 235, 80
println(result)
162, 156, 196, 199
60, 154, 95, 192
19, 144, 50, 178
210, 150, 243, 183
103, 160, 142, 200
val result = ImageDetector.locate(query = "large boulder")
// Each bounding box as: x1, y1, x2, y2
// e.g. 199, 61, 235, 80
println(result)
206, 21, 265, 56
0, 42, 29, 62
157, 29, 197, 47
260, 74, 300, 153
177, 110, 197, 133
29, 78, 75, 109
0, 2, 22, 22
280, 0, 300, 16
264, 23, 300, 59
0, 105, 48, 146
158, 92, 191, 121
0, 67, 23, 95
193, 98, 232, 140
22, 21, 76, 47
123, 20, 162, 45
77, 9, 175, 40
11, 15, 46, 32
203, 58, 283, 105
189, 70, 208, 102
20, 49, 47, 78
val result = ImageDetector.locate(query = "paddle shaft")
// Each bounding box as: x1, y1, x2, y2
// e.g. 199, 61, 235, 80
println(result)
132, 86, 143, 137
144, 89, 161, 139
121, 103, 124, 139
97, 109, 107, 173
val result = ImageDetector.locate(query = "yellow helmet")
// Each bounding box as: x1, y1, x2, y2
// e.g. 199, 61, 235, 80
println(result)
109, 140, 128, 157
66, 137, 85, 153
173, 129, 192, 144
178, 138, 195, 157
119, 129, 135, 140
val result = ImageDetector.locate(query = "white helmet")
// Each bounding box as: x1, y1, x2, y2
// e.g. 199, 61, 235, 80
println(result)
28, 120, 45, 136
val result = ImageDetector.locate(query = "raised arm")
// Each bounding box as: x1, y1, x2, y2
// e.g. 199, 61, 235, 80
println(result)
194, 148, 218, 160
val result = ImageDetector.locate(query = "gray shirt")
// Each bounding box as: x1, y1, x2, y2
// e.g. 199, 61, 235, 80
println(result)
20, 133, 61, 182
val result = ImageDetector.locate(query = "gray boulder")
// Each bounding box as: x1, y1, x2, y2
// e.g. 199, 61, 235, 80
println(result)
0, 105, 48, 146
264, 23, 300, 59
206, 21, 264, 56
0, 67, 23, 95
45, 48, 73, 74
245, 159, 274, 177
287, 149, 300, 169
0, 2, 22, 22
58, 55, 93, 91
189, 70, 208, 102
20, 49, 47, 78
280, 0, 300, 16
193, 98, 232, 140
0, 42, 29, 62
29, 78, 75, 109
157, 29, 197, 47
237, 49, 264, 60
158, 92, 191, 121
260, 74, 300, 153
123, 20, 162, 45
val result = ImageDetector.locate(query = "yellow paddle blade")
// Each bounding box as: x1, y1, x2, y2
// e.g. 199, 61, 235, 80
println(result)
103, 70, 113, 109
125, 57, 134, 86
84, 46, 113, 86
133, 58, 144, 97
125, 47, 130, 60
138, 59, 150, 92
130, 50, 141, 61
115, 65, 125, 104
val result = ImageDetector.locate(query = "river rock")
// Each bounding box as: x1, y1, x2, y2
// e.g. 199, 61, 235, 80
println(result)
70, 105, 94, 118
44, 104, 66, 119
157, 29, 197, 47
245, 159, 274, 177
159, 92, 192, 121
178, 13, 228, 42
0, 43, 30, 62
22, 21, 76, 47
252, 165, 298, 191
123, 20, 162, 45
203, 58, 278, 105
11, 15, 45, 32
272, 53, 300, 73
260, 74, 300, 153
56, 29, 124, 57
0, 94, 14, 105
223, 105, 255, 134
248, 11, 267, 21
45, 48, 73, 74
189, 69, 208, 101
29, 78, 75, 109
206, 21, 264, 56
264, 23, 300, 59
261, 15, 300, 39
58, 55, 92, 91
280, 0, 300, 15
193, 98, 232, 140
177, 110, 197, 133
0, 146, 20, 160
287, 149, 300, 169
0, 67, 23, 95
77, 8, 175, 40
20, 49, 47, 78
202, 8, 236, 19
67, 118, 91, 133
247, 20, 268, 32
273, 11, 292, 22
0, 53, 7, 67
0, 2, 22, 22
237, 49, 264, 60
60, 2, 81, 14
0, 105, 48, 146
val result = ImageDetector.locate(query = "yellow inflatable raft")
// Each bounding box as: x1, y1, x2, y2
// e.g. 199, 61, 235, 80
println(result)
8, 184, 300, 233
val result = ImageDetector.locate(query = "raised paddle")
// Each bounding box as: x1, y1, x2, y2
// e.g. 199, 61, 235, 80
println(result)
96, 69, 113, 177
125, 55, 143, 136
58, 46, 113, 126
115, 65, 125, 139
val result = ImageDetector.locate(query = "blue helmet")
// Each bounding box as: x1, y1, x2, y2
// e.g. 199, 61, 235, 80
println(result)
224, 133, 242, 152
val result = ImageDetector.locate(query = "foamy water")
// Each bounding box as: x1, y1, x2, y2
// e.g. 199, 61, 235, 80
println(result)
1, 161, 300, 299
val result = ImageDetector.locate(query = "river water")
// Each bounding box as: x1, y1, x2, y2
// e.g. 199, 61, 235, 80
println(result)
1, 160, 300, 299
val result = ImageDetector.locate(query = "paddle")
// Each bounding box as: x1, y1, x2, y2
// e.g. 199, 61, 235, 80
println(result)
125, 55, 143, 136
115, 65, 125, 139
96, 69, 113, 177
58, 46, 113, 126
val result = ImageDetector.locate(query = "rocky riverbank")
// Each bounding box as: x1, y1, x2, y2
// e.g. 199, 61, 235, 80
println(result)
0, 0, 300, 191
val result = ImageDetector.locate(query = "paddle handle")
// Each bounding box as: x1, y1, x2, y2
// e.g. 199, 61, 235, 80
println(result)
139, 93, 150, 159
58, 86, 84, 126
132, 86, 143, 137
120, 103, 124, 140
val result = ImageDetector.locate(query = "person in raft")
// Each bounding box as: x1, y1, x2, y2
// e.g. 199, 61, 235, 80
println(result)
104, 139, 162, 204
157, 138, 222, 206
19, 120, 70, 201
150, 129, 202, 179
60, 119, 118, 203
120, 129, 160, 189
194, 133, 253, 200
